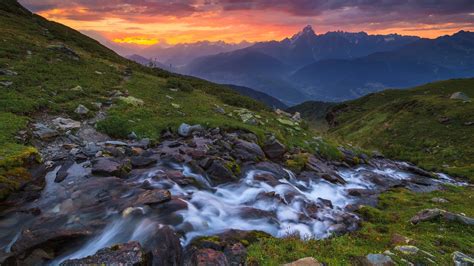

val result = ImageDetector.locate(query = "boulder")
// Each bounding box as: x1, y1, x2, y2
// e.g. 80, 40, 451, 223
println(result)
206, 160, 236, 185
91, 157, 131, 178
233, 139, 265, 161
60, 242, 149, 266
131, 156, 158, 168
450, 92, 470, 101
143, 225, 183, 266
178, 123, 204, 137
0, 81, 13, 87
305, 156, 346, 184
410, 208, 474, 225
52, 117, 81, 131
262, 139, 286, 159
74, 104, 89, 115
283, 257, 322, 266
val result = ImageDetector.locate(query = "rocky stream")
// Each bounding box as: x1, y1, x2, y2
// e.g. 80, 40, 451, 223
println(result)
0, 115, 466, 265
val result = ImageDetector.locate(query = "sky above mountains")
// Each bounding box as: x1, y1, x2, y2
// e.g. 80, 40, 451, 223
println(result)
19, 0, 474, 45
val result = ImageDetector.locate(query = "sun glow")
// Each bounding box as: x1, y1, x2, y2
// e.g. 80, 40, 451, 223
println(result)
113, 36, 159, 45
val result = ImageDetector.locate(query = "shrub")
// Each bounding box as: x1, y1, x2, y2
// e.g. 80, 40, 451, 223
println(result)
166, 77, 194, 92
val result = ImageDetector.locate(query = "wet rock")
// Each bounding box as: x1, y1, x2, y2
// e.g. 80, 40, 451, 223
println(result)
104, 140, 129, 147
11, 225, 92, 257
82, 142, 101, 157
283, 257, 322, 266
262, 139, 286, 159
253, 172, 281, 187
253, 161, 289, 180
347, 188, 376, 197
394, 245, 419, 255
143, 225, 183, 266
206, 160, 236, 185
305, 156, 346, 184
131, 156, 158, 168
135, 189, 171, 206
179, 123, 203, 137
363, 254, 395, 266
233, 139, 265, 161
189, 248, 229, 266
60, 241, 149, 266
33, 123, 58, 140
52, 117, 81, 131
74, 104, 89, 115
410, 208, 474, 225
452, 251, 474, 266
21, 248, 54, 265
55, 160, 74, 183
91, 157, 131, 178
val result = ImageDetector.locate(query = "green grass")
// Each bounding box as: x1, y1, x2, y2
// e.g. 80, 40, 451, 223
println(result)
247, 186, 474, 265
327, 79, 474, 181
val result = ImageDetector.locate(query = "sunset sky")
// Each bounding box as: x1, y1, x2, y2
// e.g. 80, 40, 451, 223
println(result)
19, 0, 474, 46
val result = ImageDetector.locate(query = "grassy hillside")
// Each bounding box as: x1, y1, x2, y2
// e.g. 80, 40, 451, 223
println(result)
0, 0, 342, 199
327, 78, 474, 180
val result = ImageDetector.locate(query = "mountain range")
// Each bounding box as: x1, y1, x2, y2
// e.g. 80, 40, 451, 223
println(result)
183, 26, 474, 105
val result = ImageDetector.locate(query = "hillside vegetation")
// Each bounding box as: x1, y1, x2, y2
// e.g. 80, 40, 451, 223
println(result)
0, 0, 340, 198
326, 78, 474, 180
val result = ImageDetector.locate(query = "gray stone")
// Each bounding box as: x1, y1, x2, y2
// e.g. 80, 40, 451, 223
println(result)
74, 104, 89, 115
233, 139, 265, 161
394, 245, 419, 255
33, 123, 59, 140
0, 69, 18, 76
178, 123, 203, 137
52, 117, 81, 131
135, 189, 171, 205
450, 92, 470, 101
452, 251, 474, 266
0, 81, 13, 87
128, 131, 138, 140
365, 254, 395, 266
431, 197, 449, 203
91, 157, 130, 178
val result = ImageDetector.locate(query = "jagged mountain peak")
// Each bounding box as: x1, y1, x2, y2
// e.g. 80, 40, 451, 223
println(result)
291, 25, 317, 41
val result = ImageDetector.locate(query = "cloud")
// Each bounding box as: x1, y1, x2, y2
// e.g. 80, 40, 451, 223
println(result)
17, 0, 474, 43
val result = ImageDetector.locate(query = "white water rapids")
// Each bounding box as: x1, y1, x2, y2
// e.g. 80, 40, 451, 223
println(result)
0, 160, 462, 265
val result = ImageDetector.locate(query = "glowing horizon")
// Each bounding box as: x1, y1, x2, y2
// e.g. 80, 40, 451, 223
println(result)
20, 0, 474, 46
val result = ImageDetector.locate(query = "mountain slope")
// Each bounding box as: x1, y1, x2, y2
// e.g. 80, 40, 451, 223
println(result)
225, 84, 288, 109
0, 0, 335, 199
326, 78, 474, 179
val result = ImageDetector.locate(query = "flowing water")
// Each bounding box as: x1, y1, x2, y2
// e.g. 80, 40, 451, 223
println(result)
0, 158, 463, 265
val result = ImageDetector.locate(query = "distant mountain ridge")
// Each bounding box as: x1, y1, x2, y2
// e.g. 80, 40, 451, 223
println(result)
185, 26, 474, 104
184, 26, 423, 105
